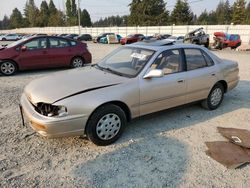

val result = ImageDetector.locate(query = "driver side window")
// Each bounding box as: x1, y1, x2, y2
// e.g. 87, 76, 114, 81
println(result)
150, 49, 182, 75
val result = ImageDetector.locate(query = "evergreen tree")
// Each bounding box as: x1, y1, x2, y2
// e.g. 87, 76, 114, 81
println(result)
24, 0, 40, 27
81, 9, 92, 27
65, 0, 78, 25
1, 15, 11, 29
171, 0, 193, 25
10, 8, 23, 28
232, 0, 246, 24
197, 10, 209, 25
224, 0, 232, 24
48, 10, 65, 26
128, 0, 169, 26
246, 2, 250, 24
39, 1, 50, 27
49, 0, 57, 15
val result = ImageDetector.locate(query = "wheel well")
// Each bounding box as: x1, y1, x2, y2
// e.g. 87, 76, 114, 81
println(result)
217, 80, 228, 93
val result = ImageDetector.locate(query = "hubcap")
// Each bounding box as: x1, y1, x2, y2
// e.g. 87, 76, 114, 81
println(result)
96, 113, 121, 140
72, 58, 83, 68
1, 62, 15, 75
210, 88, 222, 106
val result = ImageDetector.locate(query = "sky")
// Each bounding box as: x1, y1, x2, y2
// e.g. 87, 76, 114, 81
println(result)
0, 0, 250, 21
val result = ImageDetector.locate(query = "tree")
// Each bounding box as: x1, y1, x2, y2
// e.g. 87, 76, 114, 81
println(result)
246, 2, 250, 24
39, 1, 50, 27
10, 8, 23, 28
49, 0, 57, 15
0, 15, 10, 29
81, 9, 92, 27
24, 0, 40, 27
66, 0, 78, 25
128, 0, 169, 26
171, 0, 193, 25
48, 10, 65, 26
197, 10, 209, 25
232, 0, 246, 24
224, 0, 232, 24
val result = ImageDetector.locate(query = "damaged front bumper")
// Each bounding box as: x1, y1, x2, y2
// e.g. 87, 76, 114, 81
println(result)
20, 94, 88, 138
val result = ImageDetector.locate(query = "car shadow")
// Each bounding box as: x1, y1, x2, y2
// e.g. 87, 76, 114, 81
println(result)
69, 80, 249, 187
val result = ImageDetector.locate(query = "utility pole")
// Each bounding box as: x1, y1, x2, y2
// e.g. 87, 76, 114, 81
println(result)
78, 0, 81, 35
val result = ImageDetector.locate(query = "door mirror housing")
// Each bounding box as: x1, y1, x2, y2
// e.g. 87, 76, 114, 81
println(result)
143, 69, 164, 79
21, 46, 27, 51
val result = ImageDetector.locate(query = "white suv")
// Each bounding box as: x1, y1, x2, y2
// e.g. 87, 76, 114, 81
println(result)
0, 34, 20, 41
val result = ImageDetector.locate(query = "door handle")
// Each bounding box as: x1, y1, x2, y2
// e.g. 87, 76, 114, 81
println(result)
211, 73, 216, 76
177, 79, 185, 83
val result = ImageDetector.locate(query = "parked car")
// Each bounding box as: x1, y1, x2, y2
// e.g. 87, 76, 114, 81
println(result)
58, 34, 68, 37
0, 33, 20, 41
0, 36, 91, 76
93, 33, 115, 43
184, 27, 209, 48
75, 34, 92, 41
99, 34, 122, 44
166, 36, 184, 43
213, 32, 241, 50
20, 42, 239, 146
120, 34, 145, 45
65, 34, 79, 39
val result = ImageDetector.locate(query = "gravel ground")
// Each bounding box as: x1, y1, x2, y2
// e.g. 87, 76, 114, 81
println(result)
0, 42, 250, 188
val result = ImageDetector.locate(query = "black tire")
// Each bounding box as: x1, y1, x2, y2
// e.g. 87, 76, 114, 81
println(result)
70, 57, 84, 68
204, 40, 209, 48
2, 38, 6, 41
201, 83, 224, 110
0, 60, 18, 76
86, 104, 127, 146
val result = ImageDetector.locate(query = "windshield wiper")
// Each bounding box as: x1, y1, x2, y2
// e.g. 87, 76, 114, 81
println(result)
95, 64, 124, 76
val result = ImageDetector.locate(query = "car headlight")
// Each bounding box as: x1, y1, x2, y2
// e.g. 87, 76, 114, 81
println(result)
35, 103, 68, 117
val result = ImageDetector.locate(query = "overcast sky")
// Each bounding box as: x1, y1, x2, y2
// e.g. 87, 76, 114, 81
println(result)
1, 0, 249, 21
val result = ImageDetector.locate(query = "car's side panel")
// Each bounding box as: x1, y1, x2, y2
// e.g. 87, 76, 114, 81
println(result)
139, 72, 187, 116
185, 66, 219, 103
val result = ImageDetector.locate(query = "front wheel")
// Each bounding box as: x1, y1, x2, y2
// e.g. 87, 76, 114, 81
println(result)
202, 83, 224, 110
86, 104, 126, 146
71, 57, 84, 68
0, 61, 17, 76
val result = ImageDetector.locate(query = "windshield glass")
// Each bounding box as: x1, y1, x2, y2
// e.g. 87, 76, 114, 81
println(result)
6, 38, 29, 48
97, 47, 155, 77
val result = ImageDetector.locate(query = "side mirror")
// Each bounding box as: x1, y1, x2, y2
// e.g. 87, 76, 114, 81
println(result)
21, 46, 27, 51
143, 69, 164, 79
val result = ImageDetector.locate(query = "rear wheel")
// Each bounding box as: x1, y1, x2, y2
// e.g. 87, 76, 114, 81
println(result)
202, 83, 224, 110
86, 104, 126, 146
71, 57, 84, 68
0, 60, 17, 76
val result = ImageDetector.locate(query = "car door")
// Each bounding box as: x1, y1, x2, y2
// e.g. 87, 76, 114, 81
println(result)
47, 37, 72, 67
139, 49, 187, 116
18, 37, 50, 69
184, 48, 218, 103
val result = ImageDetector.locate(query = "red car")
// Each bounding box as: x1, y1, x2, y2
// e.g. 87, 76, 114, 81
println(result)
120, 34, 145, 45
213, 32, 241, 50
0, 36, 92, 76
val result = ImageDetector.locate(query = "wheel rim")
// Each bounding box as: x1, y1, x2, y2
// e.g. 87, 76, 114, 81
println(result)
210, 88, 222, 106
96, 113, 121, 140
72, 58, 83, 68
1, 62, 15, 75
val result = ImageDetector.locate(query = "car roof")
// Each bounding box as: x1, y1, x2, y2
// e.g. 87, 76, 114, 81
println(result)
128, 41, 205, 51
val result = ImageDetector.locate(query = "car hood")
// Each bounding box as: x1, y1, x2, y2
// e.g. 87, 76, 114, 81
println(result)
24, 66, 127, 104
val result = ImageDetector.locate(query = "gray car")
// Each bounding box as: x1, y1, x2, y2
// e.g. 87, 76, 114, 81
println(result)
20, 42, 239, 145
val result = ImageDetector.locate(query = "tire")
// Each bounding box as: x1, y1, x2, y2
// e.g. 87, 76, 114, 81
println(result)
71, 57, 84, 68
86, 104, 127, 146
2, 38, 6, 41
204, 40, 209, 48
0, 60, 18, 76
201, 83, 224, 110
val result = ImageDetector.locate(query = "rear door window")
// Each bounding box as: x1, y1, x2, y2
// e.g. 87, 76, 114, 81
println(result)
49, 38, 70, 48
184, 49, 208, 71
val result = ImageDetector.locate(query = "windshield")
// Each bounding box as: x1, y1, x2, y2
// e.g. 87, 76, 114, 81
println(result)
97, 47, 155, 77
6, 38, 29, 48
